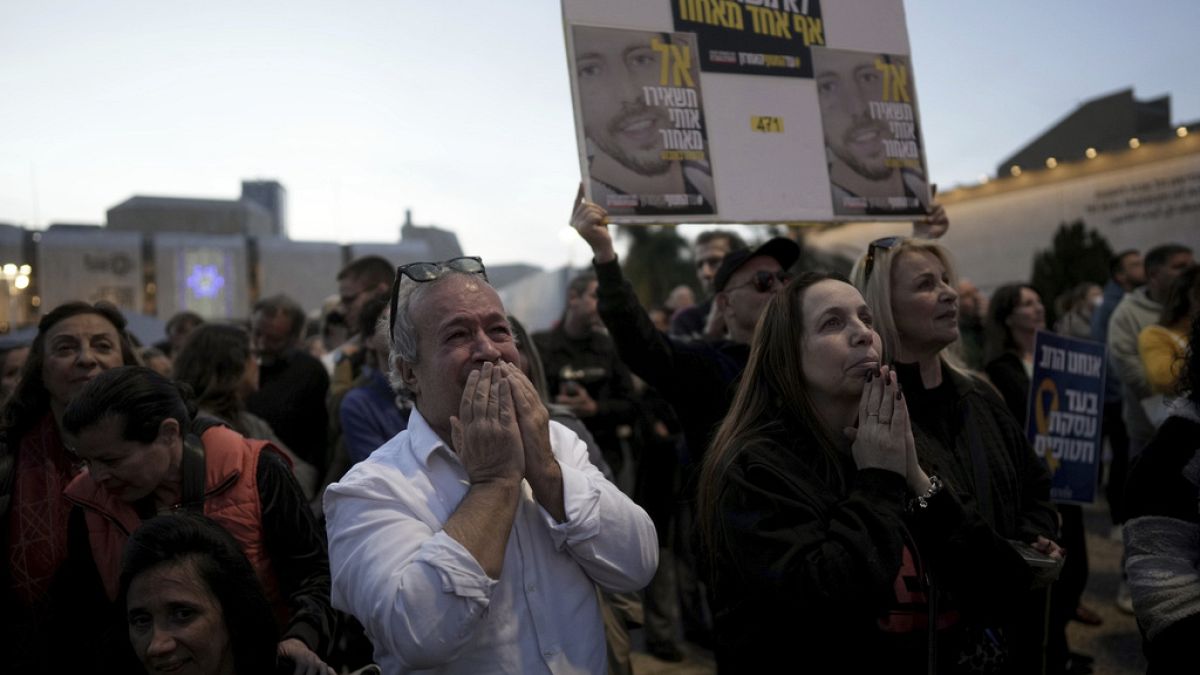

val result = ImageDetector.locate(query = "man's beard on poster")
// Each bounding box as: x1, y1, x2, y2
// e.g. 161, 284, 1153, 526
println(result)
592, 102, 674, 177
833, 116, 896, 181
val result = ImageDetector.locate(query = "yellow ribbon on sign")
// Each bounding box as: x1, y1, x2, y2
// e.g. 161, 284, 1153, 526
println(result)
1034, 378, 1060, 474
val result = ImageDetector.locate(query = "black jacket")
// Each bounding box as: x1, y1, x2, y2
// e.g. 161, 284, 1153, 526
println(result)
594, 257, 748, 476
897, 361, 1057, 544
984, 351, 1030, 426
533, 324, 637, 474
708, 422, 1034, 674
246, 348, 331, 472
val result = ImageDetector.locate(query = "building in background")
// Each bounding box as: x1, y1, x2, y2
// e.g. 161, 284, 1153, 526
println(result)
399, 209, 463, 262
38, 227, 143, 315
241, 179, 288, 237
809, 89, 1200, 294
4, 182, 541, 327
108, 194, 274, 237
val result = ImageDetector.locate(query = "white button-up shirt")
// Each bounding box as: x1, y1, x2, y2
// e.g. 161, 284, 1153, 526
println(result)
324, 408, 658, 674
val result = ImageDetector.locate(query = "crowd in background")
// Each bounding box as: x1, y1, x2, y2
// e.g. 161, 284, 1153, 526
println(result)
0, 190, 1197, 675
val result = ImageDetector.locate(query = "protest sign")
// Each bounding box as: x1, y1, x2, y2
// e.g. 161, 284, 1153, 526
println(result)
1026, 331, 1106, 504
562, 0, 930, 223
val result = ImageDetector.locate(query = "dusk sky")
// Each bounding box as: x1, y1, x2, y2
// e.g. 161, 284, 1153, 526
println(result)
2, 0, 1197, 270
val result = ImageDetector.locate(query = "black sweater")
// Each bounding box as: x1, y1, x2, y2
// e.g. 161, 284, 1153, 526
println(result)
707, 423, 1034, 673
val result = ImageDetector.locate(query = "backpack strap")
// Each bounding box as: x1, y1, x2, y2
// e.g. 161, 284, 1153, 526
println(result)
179, 433, 207, 513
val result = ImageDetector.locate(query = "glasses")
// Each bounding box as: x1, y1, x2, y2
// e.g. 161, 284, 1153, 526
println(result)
726, 270, 792, 294
388, 256, 489, 341
863, 236, 903, 284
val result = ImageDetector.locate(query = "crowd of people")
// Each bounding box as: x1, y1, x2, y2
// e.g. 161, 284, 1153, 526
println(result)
0, 186, 1196, 675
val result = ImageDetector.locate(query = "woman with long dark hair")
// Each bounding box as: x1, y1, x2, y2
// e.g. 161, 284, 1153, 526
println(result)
698, 272, 1037, 673
983, 283, 1046, 422
984, 281, 1099, 664
0, 301, 139, 670
173, 322, 317, 498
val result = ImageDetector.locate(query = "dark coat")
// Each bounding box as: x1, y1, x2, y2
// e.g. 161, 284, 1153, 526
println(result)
707, 422, 1034, 674
898, 361, 1057, 544
593, 257, 748, 477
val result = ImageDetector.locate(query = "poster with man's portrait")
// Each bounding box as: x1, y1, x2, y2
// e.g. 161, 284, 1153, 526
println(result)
570, 25, 717, 217
812, 47, 930, 216
563, 0, 926, 223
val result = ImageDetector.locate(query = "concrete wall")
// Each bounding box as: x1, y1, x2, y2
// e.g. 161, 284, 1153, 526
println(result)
38, 229, 144, 314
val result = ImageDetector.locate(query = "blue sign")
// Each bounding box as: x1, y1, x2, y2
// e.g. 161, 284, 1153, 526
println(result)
1026, 331, 1106, 504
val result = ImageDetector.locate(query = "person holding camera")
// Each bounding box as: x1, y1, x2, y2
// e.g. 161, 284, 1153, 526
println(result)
533, 271, 639, 483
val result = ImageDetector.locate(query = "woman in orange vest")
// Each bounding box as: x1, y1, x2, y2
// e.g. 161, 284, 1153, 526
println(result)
61, 365, 336, 675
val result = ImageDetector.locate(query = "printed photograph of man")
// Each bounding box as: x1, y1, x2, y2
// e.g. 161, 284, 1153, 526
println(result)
812, 47, 930, 217
572, 25, 716, 216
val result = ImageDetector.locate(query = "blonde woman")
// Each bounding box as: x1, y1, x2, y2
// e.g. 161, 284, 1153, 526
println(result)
851, 237, 1061, 672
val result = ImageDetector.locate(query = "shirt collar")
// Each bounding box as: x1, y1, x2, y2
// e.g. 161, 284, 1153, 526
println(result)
407, 407, 454, 468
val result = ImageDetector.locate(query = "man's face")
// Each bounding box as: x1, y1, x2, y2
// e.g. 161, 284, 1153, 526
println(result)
338, 275, 376, 335
575, 26, 673, 176
399, 275, 520, 440
567, 280, 600, 328
1150, 251, 1195, 296
694, 239, 732, 293
251, 311, 295, 366
1117, 253, 1145, 289
719, 256, 785, 341
815, 50, 895, 181
955, 280, 982, 319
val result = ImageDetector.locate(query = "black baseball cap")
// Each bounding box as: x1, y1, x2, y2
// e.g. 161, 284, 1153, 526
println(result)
713, 237, 801, 292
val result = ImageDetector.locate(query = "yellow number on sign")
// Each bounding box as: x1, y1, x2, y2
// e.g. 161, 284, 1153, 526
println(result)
750, 116, 783, 133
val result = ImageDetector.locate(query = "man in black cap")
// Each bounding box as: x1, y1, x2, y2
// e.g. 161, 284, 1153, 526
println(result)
573, 190, 799, 655
572, 192, 799, 466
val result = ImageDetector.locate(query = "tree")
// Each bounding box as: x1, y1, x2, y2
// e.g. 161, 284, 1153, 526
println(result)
617, 225, 696, 308
1030, 220, 1113, 326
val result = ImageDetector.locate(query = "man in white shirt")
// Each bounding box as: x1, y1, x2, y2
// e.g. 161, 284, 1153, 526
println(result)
324, 259, 658, 674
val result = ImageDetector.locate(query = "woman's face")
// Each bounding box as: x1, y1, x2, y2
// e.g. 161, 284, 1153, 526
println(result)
127, 560, 234, 675
800, 280, 882, 401
889, 250, 959, 356
70, 416, 179, 503
42, 313, 126, 408
1007, 287, 1046, 336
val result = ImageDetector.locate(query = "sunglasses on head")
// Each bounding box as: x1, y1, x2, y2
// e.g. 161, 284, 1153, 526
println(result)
727, 269, 792, 294
388, 256, 489, 341
863, 236, 903, 284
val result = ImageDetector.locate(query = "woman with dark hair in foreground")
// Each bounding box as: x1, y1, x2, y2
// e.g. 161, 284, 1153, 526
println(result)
121, 512, 280, 674
698, 272, 1038, 673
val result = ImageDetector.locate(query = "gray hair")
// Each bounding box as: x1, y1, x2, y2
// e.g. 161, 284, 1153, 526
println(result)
386, 271, 491, 390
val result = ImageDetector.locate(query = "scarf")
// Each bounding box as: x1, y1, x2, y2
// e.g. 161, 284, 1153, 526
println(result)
7, 412, 79, 607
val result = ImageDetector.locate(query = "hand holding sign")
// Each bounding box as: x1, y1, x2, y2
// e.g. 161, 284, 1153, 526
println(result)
571, 184, 616, 264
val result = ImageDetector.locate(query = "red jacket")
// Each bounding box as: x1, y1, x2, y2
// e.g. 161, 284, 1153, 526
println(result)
64, 425, 284, 609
